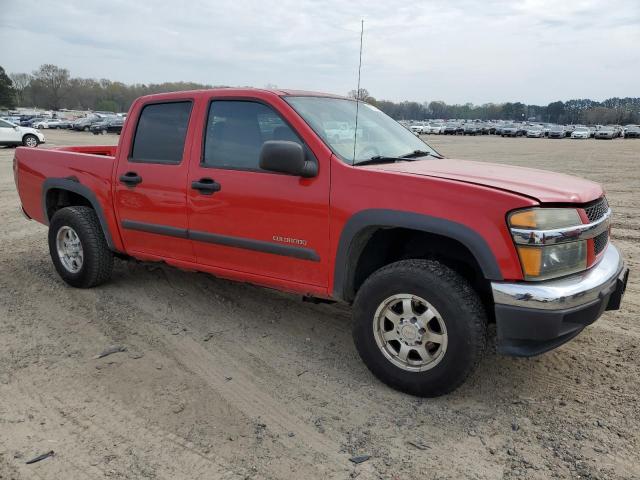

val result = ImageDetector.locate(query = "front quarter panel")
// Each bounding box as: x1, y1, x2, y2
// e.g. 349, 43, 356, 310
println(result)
329, 158, 537, 297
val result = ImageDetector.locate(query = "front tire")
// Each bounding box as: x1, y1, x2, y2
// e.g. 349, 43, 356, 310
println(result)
22, 134, 39, 147
352, 259, 487, 397
48, 206, 114, 288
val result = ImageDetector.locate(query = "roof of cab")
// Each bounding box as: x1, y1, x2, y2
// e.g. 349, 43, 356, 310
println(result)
135, 87, 348, 103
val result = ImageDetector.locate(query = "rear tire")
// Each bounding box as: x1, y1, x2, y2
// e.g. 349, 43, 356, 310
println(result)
48, 206, 114, 288
352, 259, 487, 397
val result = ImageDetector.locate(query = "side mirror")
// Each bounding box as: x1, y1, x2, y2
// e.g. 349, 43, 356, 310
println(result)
13, 125, 19, 130
259, 140, 317, 178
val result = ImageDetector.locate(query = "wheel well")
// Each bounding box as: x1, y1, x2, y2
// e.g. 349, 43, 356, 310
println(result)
346, 227, 494, 320
45, 188, 93, 220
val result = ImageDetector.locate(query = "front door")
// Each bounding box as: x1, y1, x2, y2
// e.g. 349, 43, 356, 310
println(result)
187, 98, 330, 287
114, 100, 195, 262
0, 119, 21, 144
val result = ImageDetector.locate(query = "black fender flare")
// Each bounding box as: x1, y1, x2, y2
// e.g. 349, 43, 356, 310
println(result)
333, 209, 503, 301
41, 178, 116, 251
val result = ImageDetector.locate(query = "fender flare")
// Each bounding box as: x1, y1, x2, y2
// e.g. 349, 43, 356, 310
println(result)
333, 209, 504, 301
41, 178, 116, 251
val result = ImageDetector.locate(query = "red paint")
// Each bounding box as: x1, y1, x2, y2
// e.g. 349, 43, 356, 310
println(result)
13, 88, 606, 297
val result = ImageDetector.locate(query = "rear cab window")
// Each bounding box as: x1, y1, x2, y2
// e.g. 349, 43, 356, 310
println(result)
130, 101, 192, 164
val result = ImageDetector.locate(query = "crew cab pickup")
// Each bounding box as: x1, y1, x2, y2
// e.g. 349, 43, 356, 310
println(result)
13, 89, 629, 396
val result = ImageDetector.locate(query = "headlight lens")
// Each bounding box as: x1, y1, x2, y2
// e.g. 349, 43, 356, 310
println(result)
516, 242, 587, 281
509, 208, 587, 281
509, 208, 581, 230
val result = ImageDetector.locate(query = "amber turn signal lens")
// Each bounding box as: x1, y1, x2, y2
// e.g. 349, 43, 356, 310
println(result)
510, 210, 538, 229
516, 246, 542, 277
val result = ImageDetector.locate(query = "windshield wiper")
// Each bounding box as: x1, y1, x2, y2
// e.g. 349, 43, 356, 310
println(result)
354, 156, 405, 166
399, 150, 436, 159
355, 150, 441, 166
355, 150, 442, 165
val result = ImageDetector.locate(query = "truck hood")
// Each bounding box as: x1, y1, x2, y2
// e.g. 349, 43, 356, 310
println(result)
363, 158, 603, 203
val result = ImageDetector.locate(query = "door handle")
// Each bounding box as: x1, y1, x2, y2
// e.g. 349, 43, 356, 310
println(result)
191, 178, 221, 195
119, 171, 142, 187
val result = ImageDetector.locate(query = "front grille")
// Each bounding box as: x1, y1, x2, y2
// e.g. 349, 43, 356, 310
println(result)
593, 230, 608, 255
584, 197, 609, 222
583, 197, 610, 257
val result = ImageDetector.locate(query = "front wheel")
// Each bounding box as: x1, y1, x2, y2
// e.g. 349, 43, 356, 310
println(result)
48, 206, 114, 288
352, 259, 487, 397
22, 134, 39, 147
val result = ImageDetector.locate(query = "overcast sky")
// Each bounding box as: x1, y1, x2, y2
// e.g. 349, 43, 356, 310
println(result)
1, 0, 638, 105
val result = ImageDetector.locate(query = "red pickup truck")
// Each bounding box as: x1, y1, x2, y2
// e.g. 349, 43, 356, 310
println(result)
13, 89, 629, 396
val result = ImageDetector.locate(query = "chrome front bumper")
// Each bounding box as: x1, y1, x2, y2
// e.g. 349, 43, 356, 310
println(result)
491, 244, 629, 356
492, 244, 625, 310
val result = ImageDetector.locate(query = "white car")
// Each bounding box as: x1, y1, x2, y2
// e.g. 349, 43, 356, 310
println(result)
571, 127, 590, 139
0, 119, 45, 147
33, 119, 61, 129
526, 127, 544, 138
409, 125, 425, 135
424, 123, 443, 134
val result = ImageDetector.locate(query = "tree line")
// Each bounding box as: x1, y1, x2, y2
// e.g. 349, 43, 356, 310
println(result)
0, 64, 638, 125
353, 90, 640, 125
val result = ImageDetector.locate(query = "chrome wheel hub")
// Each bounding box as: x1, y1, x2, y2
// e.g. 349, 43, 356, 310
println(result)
25, 137, 37, 147
373, 294, 448, 372
56, 226, 84, 273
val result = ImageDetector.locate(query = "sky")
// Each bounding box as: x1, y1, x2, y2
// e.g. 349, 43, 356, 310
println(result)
1, 0, 639, 105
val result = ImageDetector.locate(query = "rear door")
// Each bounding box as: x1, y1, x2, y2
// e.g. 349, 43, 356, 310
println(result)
187, 96, 331, 287
113, 99, 196, 261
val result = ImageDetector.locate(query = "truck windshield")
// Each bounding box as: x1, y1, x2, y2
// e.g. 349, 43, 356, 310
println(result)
285, 96, 440, 165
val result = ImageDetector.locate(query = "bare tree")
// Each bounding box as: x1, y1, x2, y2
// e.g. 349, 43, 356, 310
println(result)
31, 64, 70, 110
347, 88, 372, 102
9, 72, 31, 106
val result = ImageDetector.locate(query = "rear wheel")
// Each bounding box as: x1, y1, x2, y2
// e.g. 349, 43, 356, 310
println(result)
352, 259, 487, 397
48, 206, 114, 288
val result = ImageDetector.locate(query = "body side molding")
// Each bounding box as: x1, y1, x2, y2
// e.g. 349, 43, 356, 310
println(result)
121, 220, 320, 262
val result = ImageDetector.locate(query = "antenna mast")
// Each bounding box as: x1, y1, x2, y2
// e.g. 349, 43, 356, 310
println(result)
352, 19, 364, 163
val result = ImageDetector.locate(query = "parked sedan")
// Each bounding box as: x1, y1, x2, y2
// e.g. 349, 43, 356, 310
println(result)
90, 117, 124, 135
526, 127, 544, 138
594, 127, 616, 139
72, 115, 104, 131
548, 126, 565, 139
33, 119, 62, 129
424, 123, 443, 134
500, 124, 520, 137
409, 125, 425, 135
570, 127, 590, 139
462, 123, 479, 135
624, 125, 640, 138
20, 117, 46, 127
442, 123, 459, 135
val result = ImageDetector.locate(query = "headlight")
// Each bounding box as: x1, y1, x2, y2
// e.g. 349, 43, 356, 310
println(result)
508, 208, 587, 281
509, 208, 581, 230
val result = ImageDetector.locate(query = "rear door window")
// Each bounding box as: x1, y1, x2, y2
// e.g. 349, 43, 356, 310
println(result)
130, 101, 192, 164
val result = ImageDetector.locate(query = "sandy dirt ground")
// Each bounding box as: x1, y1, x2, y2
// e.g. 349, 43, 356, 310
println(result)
0, 130, 638, 480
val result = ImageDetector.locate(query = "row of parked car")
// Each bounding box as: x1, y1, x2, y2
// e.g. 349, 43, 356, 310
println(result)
408, 121, 640, 139
6, 113, 125, 135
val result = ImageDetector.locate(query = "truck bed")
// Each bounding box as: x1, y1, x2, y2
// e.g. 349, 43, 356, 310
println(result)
14, 145, 119, 240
